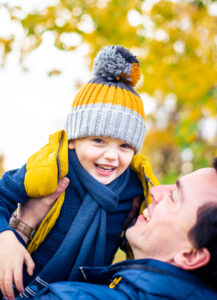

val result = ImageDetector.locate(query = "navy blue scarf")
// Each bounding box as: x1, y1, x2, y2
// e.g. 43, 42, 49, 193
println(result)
20, 150, 134, 298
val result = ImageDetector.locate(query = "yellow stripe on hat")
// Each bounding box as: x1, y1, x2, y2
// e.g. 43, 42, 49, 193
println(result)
72, 82, 145, 120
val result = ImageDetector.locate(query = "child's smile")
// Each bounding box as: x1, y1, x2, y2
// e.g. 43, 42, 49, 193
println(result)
95, 163, 117, 175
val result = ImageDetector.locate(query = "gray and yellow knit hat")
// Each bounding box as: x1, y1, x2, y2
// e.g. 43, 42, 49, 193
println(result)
65, 45, 146, 153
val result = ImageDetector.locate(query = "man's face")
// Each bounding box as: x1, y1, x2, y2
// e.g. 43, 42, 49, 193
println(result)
126, 167, 217, 262
69, 136, 135, 185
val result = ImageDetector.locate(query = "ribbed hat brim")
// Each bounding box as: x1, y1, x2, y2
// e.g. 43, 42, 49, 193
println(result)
65, 103, 146, 153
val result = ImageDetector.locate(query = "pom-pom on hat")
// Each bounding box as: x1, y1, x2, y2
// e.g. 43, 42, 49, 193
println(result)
65, 45, 146, 153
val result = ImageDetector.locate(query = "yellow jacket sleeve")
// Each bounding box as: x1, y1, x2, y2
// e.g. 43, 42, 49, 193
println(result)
24, 130, 68, 197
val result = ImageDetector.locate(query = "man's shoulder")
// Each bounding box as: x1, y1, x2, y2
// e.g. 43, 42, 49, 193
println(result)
80, 259, 217, 299
27, 259, 217, 300
120, 259, 217, 299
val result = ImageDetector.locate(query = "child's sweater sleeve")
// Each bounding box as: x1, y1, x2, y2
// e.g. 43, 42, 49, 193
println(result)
0, 165, 29, 233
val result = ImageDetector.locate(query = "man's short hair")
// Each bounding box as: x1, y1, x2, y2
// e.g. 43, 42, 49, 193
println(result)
187, 157, 217, 287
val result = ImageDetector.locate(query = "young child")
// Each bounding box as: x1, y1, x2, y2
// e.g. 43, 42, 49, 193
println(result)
0, 45, 159, 299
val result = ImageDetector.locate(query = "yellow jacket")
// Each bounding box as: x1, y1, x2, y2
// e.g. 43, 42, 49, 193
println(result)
24, 130, 159, 254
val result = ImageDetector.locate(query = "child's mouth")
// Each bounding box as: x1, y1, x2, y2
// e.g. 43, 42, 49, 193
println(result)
95, 163, 116, 174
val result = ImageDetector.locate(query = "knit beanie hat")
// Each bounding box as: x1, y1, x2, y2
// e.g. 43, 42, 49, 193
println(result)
65, 45, 146, 153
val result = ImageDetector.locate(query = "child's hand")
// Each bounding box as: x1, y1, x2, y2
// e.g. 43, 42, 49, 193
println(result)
0, 230, 35, 300
17, 177, 70, 229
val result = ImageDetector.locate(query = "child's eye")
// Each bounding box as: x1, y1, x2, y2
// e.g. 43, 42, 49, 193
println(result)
93, 138, 104, 144
120, 143, 133, 149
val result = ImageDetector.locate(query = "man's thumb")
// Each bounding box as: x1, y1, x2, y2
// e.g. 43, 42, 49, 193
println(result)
52, 177, 70, 199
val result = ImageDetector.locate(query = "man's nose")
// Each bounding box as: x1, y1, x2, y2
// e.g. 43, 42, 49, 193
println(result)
150, 186, 162, 204
150, 185, 175, 204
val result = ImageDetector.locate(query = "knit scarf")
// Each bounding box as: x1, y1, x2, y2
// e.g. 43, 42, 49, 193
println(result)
20, 150, 132, 298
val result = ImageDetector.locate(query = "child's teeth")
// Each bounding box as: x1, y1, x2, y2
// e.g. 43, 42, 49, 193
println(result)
97, 164, 114, 170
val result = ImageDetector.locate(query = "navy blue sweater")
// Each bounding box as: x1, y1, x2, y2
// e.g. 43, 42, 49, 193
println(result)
0, 150, 143, 287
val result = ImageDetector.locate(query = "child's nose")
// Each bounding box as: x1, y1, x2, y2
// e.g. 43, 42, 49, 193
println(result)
104, 148, 118, 161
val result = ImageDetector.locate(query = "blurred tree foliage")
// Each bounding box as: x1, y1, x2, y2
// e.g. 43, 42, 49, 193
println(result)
0, 0, 216, 182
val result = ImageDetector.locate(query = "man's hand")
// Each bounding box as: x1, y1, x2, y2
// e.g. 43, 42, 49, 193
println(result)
17, 177, 70, 229
0, 230, 35, 300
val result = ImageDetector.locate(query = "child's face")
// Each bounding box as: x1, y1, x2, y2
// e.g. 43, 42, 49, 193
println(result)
69, 136, 135, 185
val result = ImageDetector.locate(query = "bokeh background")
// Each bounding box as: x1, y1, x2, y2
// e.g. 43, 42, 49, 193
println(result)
0, 0, 217, 183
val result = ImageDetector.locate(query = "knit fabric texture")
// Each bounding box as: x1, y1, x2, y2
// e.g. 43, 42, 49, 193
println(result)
65, 45, 146, 153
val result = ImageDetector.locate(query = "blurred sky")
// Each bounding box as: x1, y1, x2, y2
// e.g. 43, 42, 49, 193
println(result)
0, 31, 91, 170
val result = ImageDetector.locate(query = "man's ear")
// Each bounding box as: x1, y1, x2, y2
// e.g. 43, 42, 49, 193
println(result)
68, 140, 75, 150
173, 248, 210, 270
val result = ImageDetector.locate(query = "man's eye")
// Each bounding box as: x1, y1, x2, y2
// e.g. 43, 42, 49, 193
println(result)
170, 191, 175, 203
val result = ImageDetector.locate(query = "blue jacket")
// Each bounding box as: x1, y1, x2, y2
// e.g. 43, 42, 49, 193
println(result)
25, 259, 217, 300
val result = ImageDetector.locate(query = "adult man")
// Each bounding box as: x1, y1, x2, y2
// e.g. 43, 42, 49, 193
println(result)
15, 157, 217, 299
